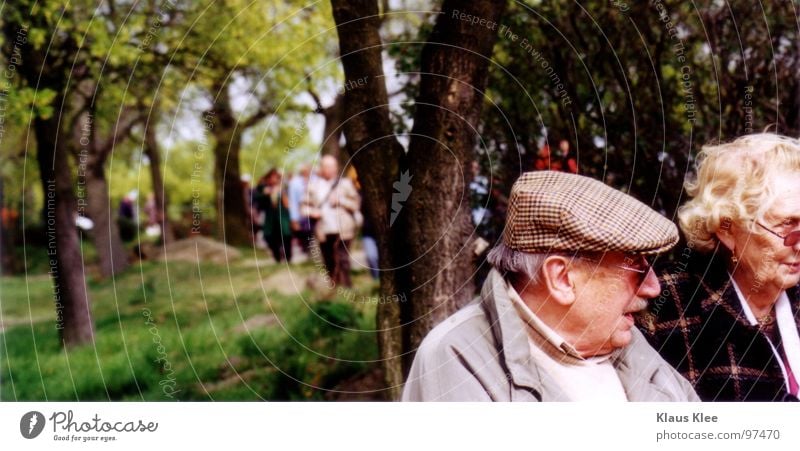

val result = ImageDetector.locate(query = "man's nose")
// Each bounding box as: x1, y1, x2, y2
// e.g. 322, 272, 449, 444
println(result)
636, 268, 661, 298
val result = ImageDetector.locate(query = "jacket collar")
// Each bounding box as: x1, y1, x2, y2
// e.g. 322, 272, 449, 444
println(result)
610, 328, 686, 401
690, 255, 800, 330
480, 268, 678, 401
480, 269, 547, 397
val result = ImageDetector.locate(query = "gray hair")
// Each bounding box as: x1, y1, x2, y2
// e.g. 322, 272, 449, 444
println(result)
486, 242, 548, 286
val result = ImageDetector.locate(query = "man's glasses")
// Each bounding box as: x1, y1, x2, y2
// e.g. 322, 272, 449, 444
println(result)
756, 221, 800, 247
571, 254, 654, 285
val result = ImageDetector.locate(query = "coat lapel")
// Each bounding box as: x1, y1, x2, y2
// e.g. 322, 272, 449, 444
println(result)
480, 270, 549, 398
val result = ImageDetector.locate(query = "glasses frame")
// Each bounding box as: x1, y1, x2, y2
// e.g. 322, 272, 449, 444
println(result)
569, 253, 654, 285
755, 221, 800, 247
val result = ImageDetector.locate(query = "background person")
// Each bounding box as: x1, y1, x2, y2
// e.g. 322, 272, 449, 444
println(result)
360, 198, 379, 280
533, 139, 577, 173
117, 190, 138, 242
301, 155, 361, 288
251, 173, 269, 249
287, 164, 315, 255
255, 169, 292, 263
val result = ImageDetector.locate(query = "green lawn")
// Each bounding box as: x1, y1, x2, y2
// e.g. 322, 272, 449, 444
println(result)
0, 247, 382, 401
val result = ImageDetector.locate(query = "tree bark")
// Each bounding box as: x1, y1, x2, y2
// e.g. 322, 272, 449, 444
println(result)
35, 113, 95, 347
309, 89, 343, 158
143, 116, 175, 243
0, 175, 7, 274
331, 0, 506, 396
9, 10, 95, 347
209, 83, 260, 247
83, 160, 129, 278
320, 96, 343, 158
72, 110, 130, 278
331, 0, 407, 399
209, 84, 272, 246
72, 105, 138, 279
403, 0, 506, 355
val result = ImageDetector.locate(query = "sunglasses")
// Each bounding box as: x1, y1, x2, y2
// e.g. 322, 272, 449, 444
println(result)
756, 222, 800, 247
572, 253, 655, 285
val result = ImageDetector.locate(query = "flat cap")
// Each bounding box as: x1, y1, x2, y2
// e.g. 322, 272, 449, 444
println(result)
502, 171, 678, 255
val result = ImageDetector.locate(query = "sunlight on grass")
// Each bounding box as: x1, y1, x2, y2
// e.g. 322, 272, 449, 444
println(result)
1, 252, 381, 401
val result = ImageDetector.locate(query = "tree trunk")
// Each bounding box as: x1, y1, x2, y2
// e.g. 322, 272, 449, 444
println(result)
83, 161, 129, 277
144, 118, 175, 243
320, 94, 343, 158
210, 87, 252, 247
403, 0, 506, 354
0, 175, 7, 274
331, 0, 506, 396
35, 114, 95, 347
331, 0, 407, 399
8, 1, 94, 347
70, 107, 132, 279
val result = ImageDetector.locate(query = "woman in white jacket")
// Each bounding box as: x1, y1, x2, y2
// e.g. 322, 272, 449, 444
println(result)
302, 155, 361, 287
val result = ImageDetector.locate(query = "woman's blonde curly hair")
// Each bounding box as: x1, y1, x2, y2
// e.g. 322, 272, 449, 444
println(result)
678, 133, 800, 252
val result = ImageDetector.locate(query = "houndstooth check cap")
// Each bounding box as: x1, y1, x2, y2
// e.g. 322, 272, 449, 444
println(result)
502, 171, 678, 255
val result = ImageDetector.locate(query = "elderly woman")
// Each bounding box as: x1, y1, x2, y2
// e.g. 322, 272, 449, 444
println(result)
639, 133, 800, 401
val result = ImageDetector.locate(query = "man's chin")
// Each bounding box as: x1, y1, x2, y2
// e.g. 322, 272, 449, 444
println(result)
610, 329, 633, 350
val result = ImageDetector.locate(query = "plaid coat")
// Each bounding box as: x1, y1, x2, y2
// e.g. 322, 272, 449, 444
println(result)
638, 254, 800, 401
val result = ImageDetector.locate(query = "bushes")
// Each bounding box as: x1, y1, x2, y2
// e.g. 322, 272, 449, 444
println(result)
235, 300, 377, 400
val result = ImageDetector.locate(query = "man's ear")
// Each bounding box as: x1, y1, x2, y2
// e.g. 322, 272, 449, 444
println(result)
541, 255, 577, 307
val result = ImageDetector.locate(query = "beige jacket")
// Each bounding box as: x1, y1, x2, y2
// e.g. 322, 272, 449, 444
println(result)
301, 177, 361, 242
402, 269, 700, 401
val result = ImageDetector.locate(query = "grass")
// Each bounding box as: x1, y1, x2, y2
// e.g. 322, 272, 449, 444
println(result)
0, 244, 382, 401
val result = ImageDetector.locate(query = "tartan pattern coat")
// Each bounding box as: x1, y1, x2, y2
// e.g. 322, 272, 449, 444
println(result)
637, 255, 800, 401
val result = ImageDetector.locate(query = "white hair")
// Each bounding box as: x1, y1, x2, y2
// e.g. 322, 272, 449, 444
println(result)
679, 133, 800, 251
486, 242, 547, 285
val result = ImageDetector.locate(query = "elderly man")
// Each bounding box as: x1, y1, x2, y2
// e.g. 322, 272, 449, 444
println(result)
301, 155, 361, 287
402, 171, 699, 401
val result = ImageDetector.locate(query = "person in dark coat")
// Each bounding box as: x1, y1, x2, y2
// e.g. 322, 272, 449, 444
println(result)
638, 133, 800, 401
254, 169, 292, 262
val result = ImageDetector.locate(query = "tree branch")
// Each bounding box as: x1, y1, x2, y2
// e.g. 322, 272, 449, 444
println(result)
95, 106, 143, 160
305, 74, 325, 113
241, 102, 274, 128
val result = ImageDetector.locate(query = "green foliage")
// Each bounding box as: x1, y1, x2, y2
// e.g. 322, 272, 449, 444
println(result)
235, 299, 376, 400
241, 110, 318, 178
1, 0, 345, 234
479, 0, 800, 230
6, 87, 56, 121
176, 0, 338, 105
